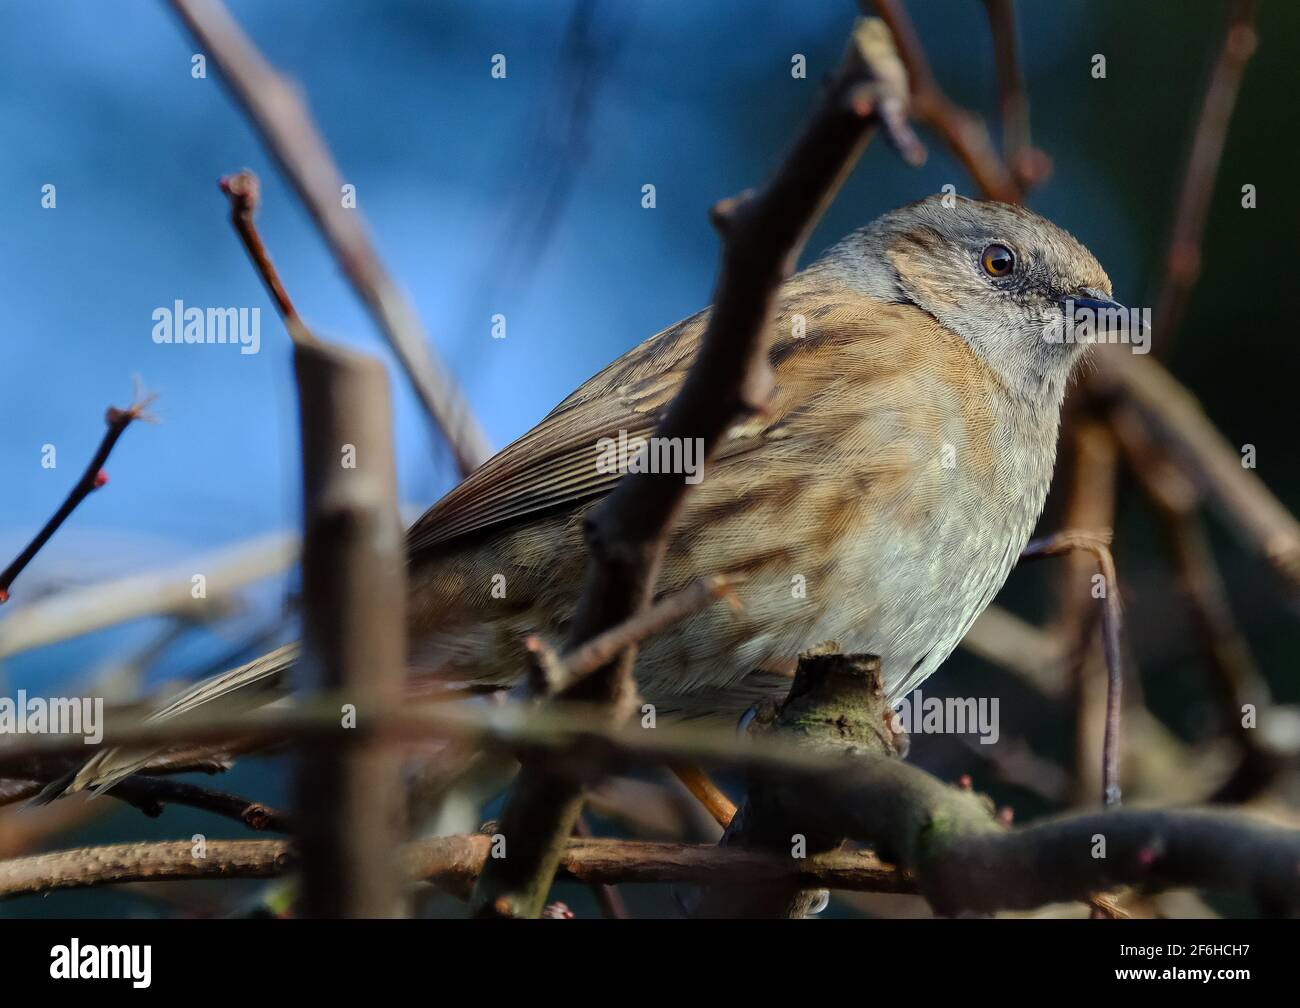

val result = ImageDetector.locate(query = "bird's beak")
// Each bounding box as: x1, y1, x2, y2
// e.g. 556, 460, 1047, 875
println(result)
1066, 288, 1127, 321
1059, 288, 1151, 342
1070, 292, 1123, 313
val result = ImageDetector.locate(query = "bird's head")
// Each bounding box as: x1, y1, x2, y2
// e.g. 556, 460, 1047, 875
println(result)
830, 195, 1136, 400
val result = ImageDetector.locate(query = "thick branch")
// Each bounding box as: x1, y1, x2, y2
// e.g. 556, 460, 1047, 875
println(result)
293, 339, 408, 918
692, 652, 902, 918
676, 646, 1298, 917
0, 835, 908, 903
5, 796, 1295, 915
784, 753, 1300, 916
2, 687, 1296, 914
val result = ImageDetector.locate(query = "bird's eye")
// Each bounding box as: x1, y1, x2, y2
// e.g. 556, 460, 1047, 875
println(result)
980, 243, 1016, 278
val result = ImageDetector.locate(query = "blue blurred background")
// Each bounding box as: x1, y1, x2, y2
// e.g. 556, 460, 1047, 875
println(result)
1, 0, 1297, 916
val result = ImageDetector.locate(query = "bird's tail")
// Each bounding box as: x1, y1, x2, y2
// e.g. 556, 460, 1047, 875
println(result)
30, 641, 300, 803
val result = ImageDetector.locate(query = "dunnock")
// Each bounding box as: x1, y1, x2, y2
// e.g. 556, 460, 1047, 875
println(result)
68, 195, 1122, 793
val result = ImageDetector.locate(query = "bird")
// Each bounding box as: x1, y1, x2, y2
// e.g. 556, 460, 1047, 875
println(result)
61, 194, 1123, 796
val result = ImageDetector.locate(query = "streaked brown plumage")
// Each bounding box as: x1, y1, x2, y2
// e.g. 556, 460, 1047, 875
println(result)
67, 195, 1119, 794
407, 283, 1027, 716
402, 195, 1111, 719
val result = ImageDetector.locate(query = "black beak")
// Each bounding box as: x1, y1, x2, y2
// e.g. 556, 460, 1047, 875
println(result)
1069, 295, 1125, 315
1059, 288, 1149, 337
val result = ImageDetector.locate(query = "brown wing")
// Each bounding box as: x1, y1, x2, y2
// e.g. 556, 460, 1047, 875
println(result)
405, 309, 709, 555
405, 267, 915, 557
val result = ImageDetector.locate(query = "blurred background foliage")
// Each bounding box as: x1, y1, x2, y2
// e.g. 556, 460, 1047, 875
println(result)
0, 0, 1296, 917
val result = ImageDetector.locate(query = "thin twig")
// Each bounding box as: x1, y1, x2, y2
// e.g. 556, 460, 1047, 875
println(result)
669, 762, 738, 829
166, 0, 491, 475
1112, 407, 1281, 799
1020, 529, 1124, 806
109, 776, 292, 833
0, 393, 153, 605
573, 814, 629, 920
0, 531, 296, 658
1090, 354, 1300, 599
868, 0, 1020, 202
1150, 0, 1259, 355
219, 170, 316, 348
1047, 420, 1120, 814
980, 0, 1051, 191
522, 575, 740, 695
566, 574, 741, 682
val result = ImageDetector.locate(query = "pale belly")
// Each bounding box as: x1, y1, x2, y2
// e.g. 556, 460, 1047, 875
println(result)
631, 510, 1035, 722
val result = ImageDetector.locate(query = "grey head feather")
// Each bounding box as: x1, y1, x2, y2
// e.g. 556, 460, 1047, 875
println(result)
816, 194, 1112, 403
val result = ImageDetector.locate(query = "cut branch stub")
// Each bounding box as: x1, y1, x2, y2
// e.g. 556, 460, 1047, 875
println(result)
766, 651, 904, 758
692, 652, 902, 918
293, 339, 408, 919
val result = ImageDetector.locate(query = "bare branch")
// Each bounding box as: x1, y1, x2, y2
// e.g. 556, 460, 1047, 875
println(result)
1020, 529, 1125, 806
792, 758, 1300, 916
109, 776, 292, 833
0, 839, 293, 898
676, 648, 1299, 918
0, 393, 153, 606
7, 772, 1298, 914
1113, 407, 1286, 799
961, 605, 1067, 698
980, 0, 1051, 192
523, 575, 740, 696
669, 761, 738, 830
1091, 353, 1300, 599
1151, 0, 1259, 355
165, 0, 491, 475
692, 652, 900, 918
0, 531, 295, 659
219, 170, 317, 348
869, 0, 1020, 202
293, 338, 408, 918
0, 835, 909, 903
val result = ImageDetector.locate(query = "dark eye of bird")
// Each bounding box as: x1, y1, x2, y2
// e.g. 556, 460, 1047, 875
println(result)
980, 243, 1016, 278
